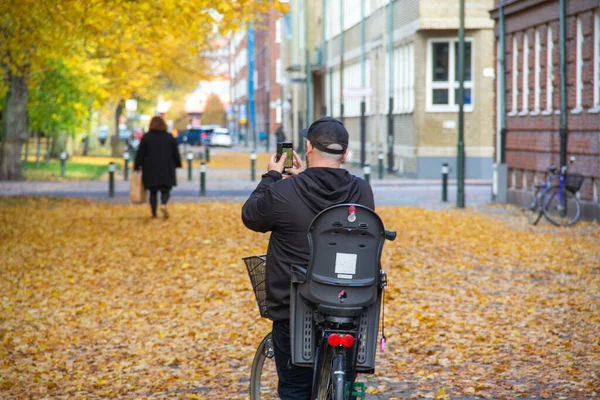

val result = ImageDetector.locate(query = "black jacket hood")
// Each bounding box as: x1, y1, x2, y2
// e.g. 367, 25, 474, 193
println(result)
291, 168, 363, 213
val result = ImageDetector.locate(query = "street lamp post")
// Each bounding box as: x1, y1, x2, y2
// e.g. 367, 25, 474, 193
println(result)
457, 0, 466, 208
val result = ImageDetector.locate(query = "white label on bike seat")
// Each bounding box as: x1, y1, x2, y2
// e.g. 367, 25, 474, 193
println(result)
335, 253, 357, 275
337, 274, 353, 279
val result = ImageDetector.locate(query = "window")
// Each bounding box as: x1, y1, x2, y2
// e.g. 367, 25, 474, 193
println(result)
533, 27, 541, 113
545, 25, 553, 113
386, 42, 414, 114
343, 0, 370, 31
275, 19, 282, 44
343, 61, 371, 116
511, 36, 519, 115
427, 39, 473, 112
573, 16, 583, 112
325, 0, 341, 39
520, 33, 529, 115
299, 8, 305, 49
594, 11, 600, 110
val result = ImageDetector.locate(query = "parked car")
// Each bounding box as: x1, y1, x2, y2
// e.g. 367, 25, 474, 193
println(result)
210, 128, 232, 147
176, 127, 214, 146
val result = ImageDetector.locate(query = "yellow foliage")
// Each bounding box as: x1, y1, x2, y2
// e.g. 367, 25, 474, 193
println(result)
0, 198, 598, 398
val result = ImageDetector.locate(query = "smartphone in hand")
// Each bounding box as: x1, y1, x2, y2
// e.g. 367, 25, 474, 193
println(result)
277, 142, 293, 169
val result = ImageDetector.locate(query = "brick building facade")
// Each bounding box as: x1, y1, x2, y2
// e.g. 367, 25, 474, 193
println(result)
230, 32, 249, 144
490, 0, 600, 221
254, 7, 284, 149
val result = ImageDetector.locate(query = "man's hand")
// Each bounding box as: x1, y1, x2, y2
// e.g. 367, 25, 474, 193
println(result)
283, 151, 306, 179
268, 152, 287, 174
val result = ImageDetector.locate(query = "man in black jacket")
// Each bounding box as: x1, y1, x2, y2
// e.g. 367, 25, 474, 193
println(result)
242, 117, 374, 399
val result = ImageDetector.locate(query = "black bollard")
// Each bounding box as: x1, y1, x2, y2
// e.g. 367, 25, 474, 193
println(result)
363, 164, 371, 185
108, 162, 116, 198
187, 152, 193, 181
442, 163, 449, 202
250, 152, 256, 182
123, 152, 130, 181
60, 151, 67, 178
200, 162, 206, 197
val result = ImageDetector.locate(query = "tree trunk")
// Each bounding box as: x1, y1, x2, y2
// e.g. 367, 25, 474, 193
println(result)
0, 73, 28, 180
35, 132, 41, 167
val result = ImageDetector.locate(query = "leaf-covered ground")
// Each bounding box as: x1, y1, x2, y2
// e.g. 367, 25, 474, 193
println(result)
1, 198, 598, 399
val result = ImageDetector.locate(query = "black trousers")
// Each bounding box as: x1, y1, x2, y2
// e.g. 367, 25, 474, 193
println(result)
148, 186, 170, 216
272, 319, 314, 400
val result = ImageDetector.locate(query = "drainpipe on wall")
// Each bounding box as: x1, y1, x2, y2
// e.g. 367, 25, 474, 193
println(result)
387, 0, 394, 173
305, 0, 313, 137
265, 13, 271, 153
340, 0, 345, 124
559, 0, 567, 168
494, 0, 509, 203
360, 0, 366, 167
248, 25, 256, 151
322, 0, 327, 116
457, 0, 465, 208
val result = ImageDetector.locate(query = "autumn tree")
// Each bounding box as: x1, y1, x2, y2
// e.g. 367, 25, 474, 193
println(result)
0, 0, 274, 180
201, 94, 226, 126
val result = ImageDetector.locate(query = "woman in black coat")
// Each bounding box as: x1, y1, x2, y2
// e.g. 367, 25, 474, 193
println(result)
134, 116, 182, 218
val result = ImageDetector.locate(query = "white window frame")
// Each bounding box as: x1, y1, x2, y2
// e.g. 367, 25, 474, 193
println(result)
343, 60, 371, 117
343, 0, 370, 31
544, 25, 553, 114
426, 38, 474, 113
325, 0, 341, 39
519, 33, 529, 115
385, 42, 415, 114
510, 35, 519, 116
275, 19, 282, 44
573, 16, 583, 113
533, 27, 541, 114
593, 11, 600, 111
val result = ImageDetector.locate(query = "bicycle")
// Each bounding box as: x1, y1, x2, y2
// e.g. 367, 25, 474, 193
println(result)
527, 158, 584, 227
245, 204, 396, 399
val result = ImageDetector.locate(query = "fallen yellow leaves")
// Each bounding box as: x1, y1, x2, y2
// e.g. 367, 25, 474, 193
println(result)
0, 198, 599, 398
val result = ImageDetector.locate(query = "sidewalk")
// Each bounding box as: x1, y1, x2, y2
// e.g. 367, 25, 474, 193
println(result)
0, 167, 493, 209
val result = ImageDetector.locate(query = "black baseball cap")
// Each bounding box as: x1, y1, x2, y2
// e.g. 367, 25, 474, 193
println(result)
301, 116, 349, 155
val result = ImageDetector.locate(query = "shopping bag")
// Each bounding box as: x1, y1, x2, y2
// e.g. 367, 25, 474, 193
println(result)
130, 172, 146, 204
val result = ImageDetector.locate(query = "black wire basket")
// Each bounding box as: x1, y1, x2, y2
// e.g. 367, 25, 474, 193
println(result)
243, 255, 268, 318
565, 174, 584, 193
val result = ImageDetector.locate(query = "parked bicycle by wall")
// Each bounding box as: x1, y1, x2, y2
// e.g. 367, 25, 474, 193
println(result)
528, 157, 584, 227
244, 204, 396, 399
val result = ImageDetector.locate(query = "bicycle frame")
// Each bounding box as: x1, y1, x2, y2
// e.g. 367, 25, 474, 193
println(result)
312, 323, 361, 400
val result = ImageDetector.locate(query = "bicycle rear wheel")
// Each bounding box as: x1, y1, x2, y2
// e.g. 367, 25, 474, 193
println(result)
542, 187, 581, 227
527, 189, 543, 225
250, 332, 278, 399
331, 351, 345, 400
314, 346, 334, 400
